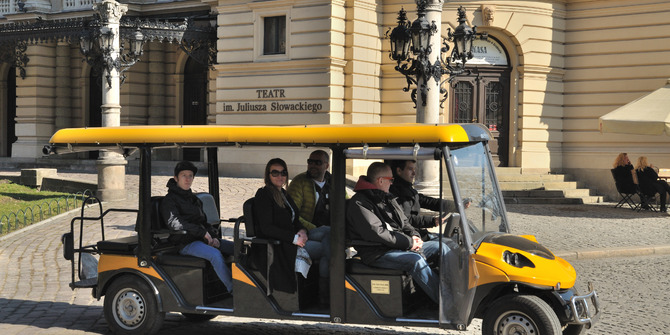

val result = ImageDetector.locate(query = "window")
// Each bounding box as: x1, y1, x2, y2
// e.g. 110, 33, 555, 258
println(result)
263, 16, 286, 55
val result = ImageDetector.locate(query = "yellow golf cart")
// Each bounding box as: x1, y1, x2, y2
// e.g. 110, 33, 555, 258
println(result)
46, 123, 599, 335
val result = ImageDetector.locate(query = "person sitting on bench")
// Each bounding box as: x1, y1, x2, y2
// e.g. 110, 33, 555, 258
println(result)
160, 161, 234, 294
346, 162, 452, 304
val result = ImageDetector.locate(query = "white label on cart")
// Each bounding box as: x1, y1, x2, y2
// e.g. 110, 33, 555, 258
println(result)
370, 280, 390, 294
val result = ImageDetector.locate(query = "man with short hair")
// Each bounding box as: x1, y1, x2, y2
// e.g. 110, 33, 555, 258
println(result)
346, 162, 451, 304
388, 160, 469, 241
160, 161, 234, 294
287, 149, 332, 305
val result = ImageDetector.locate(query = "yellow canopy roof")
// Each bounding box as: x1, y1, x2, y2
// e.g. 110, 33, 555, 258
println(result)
599, 80, 670, 136
46, 123, 489, 154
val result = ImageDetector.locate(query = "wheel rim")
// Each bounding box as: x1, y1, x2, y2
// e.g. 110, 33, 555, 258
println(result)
112, 288, 146, 330
494, 310, 538, 335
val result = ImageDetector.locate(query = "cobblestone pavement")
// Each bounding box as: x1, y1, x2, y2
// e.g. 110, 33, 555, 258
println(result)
0, 171, 668, 334
570, 254, 670, 335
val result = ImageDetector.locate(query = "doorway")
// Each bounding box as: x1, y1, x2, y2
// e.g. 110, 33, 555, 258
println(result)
4, 66, 16, 157
182, 57, 208, 161
449, 37, 511, 166
450, 69, 509, 166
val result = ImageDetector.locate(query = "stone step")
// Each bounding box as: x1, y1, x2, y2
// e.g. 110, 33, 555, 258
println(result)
496, 168, 602, 205
498, 180, 579, 191
497, 174, 567, 182
504, 196, 603, 205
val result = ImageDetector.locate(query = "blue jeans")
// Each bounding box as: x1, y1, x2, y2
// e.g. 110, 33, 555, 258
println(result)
180, 239, 234, 293
305, 226, 330, 277
370, 240, 450, 303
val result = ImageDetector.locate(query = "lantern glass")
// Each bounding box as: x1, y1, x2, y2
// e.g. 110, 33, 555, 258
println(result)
99, 29, 113, 50
410, 15, 431, 54
130, 29, 145, 57
79, 36, 91, 55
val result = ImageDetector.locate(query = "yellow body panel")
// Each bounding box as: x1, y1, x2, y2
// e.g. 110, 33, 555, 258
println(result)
469, 260, 511, 289
98, 254, 162, 280
345, 279, 356, 292
232, 263, 256, 288
48, 123, 472, 146
473, 242, 577, 289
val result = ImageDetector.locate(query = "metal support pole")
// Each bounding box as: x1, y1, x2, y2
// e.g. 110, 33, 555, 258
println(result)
137, 146, 152, 268
329, 147, 346, 323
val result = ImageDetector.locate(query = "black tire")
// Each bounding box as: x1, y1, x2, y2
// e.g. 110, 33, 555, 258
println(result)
104, 275, 165, 335
182, 313, 217, 322
562, 324, 585, 335
482, 295, 562, 335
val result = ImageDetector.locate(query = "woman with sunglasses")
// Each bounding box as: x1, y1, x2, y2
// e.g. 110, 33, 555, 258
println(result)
253, 158, 328, 301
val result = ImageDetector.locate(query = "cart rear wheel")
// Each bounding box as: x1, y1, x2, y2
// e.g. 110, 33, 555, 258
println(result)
482, 295, 561, 335
104, 275, 165, 335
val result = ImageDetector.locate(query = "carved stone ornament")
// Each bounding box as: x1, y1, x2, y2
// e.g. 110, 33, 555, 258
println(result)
94, 0, 128, 24
482, 5, 495, 26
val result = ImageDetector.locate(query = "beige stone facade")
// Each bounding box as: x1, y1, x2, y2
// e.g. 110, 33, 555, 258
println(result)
1, 0, 669, 199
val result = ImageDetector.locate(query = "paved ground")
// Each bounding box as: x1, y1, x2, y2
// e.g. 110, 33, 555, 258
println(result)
1, 171, 669, 334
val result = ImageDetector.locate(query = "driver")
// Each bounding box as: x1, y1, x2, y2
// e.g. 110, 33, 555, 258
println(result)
388, 160, 470, 241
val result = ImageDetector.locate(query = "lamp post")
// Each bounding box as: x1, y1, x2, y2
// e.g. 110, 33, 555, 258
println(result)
388, 1, 477, 193
89, 0, 131, 201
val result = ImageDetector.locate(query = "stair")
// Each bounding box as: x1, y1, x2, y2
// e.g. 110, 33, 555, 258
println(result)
496, 168, 603, 204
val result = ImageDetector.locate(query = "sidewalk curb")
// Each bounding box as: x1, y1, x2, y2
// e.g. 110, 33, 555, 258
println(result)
555, 245, 670, 261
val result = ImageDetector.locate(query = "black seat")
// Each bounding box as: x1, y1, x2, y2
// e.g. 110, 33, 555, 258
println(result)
633, 170, 659, 212
611, 168, 656, 211
239, 198, 281, 294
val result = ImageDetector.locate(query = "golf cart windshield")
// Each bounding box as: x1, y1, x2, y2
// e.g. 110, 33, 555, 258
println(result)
447, 142, 509, 242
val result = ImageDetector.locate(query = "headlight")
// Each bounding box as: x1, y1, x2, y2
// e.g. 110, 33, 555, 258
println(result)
503, 250, 535, 268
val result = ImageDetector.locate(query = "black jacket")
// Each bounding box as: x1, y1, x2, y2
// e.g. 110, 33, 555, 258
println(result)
389, 177, 453, 241
612, 164, 636, 194
159, 178, 216, 247
637, 167, 660, 196
253, 186, 306, 293
346, 176, 419, 265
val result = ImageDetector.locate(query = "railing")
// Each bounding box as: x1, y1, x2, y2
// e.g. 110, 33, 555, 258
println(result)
0, 189, 95, 235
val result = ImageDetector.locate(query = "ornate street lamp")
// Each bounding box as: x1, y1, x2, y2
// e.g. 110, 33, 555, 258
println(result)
389, 9, 411, 62
387, 5, 478, 108
79, 21, 145, 87
449, 6, 476, 65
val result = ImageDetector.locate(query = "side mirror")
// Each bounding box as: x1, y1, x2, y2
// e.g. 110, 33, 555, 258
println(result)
443, 213, 461, 238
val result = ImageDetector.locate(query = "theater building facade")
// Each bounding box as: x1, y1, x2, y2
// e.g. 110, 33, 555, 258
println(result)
1, 0, 669, 199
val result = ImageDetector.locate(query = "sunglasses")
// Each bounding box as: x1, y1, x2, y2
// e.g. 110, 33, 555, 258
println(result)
270, 169, 288, 177
379, 176, 394, 182
307, 159, 324, 166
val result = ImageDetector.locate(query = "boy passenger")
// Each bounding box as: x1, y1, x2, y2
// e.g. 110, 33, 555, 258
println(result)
160, 161, 234, 294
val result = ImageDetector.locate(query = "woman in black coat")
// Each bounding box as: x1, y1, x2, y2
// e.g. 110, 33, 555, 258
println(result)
635, 156, 670, 212
253, 158, 327, 295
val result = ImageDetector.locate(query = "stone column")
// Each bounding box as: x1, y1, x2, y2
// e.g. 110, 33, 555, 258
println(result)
55, 41, 71, 130
13, 44, 56, 158
414, 0, 444, 195
94, 0, 128, 201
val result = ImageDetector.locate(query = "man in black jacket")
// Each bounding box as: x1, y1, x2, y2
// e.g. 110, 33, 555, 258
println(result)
160, 161, 234, 293
346, 162, 451, 304
388, 160, 469, 241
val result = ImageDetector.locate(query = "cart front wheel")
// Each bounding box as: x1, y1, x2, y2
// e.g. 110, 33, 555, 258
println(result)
104, 275, 165, 335
482, 295, 561, 335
